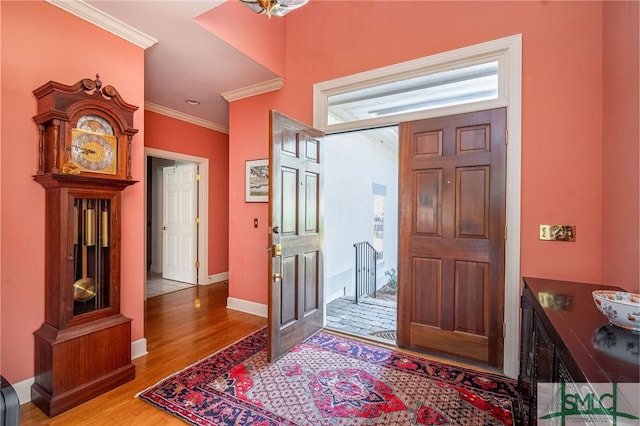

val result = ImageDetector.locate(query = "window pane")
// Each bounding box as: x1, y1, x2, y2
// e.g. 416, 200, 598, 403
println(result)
327, 61, 499, 125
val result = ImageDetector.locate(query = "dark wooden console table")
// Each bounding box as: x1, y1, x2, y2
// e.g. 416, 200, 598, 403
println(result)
518, 276, 639, 424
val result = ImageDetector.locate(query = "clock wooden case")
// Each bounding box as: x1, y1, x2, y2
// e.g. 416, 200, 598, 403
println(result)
31, 75, 138, 417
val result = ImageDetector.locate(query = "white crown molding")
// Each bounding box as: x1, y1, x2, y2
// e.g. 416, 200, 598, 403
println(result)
144, 102, 229, 134
46, 0, 157, 49
221, 78, 285, 102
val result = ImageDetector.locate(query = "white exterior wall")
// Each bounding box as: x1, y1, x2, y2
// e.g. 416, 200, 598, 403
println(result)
324, 130, 398, 302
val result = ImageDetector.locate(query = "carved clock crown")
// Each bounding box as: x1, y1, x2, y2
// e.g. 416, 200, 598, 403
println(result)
33, 74, 138, 181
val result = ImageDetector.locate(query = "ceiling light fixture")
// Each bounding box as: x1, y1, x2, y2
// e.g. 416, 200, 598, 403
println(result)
185, 99, 200, 105
240, 0, 308, 18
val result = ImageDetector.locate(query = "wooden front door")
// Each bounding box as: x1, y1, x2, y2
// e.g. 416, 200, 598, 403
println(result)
397, 108, 507, 368
268, 110, 325, 362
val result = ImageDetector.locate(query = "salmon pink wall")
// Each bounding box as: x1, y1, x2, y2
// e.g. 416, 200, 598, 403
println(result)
227, 97, 278, 303
196, 1, 286, 77
602, 1, 639, 293
226, 1, 611, 305
144, 111, 230, 275
0, 1, 145, 384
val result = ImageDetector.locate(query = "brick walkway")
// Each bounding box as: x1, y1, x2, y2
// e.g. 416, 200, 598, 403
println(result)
326, 296, 397, 344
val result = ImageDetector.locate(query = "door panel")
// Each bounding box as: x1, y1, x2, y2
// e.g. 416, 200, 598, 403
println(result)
412, 258, 442, 326
269, 111, 324, 362
415, 170, 442, 235
281, 256, 297, 327
398, 108, 506, 368
162, 164, 197, 284
304, 172, 318, 231
456, 166, 489, 238
454, 260, 489, 334
303, 252, 319, 313
281, 168, 298, 233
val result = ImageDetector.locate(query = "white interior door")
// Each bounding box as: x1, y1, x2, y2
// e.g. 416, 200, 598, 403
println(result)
162, 164, 198, 284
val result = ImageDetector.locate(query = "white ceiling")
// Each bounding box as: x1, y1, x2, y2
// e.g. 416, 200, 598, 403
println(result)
54, 1, 496, 152
62, 1, 405, 149
81, 0, 280, 132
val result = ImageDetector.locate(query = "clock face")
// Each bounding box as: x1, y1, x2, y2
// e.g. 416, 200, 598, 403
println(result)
76, 115, 114, 135
71, 129, 117, 174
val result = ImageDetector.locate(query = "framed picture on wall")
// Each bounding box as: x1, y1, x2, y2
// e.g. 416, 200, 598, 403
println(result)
245, 159, 269, 202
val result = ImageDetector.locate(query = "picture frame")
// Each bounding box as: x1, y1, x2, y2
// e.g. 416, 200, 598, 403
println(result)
245, 159, 269, 202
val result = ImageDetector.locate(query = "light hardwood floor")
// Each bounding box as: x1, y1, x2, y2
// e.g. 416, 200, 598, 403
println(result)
20, 281, 504, 425
20, 282, 267, 425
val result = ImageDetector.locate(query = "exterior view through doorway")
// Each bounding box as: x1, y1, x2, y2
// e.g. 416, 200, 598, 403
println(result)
324, 127, 399, 345
324, 108, 508, 371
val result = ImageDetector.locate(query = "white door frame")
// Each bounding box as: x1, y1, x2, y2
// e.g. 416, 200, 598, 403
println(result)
313, 35, 522, 378
144, 147, 209, 287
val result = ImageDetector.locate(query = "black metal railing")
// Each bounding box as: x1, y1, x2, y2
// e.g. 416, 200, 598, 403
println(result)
353, 241, 378, 304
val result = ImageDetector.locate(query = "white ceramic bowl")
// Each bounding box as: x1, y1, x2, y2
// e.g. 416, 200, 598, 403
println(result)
592, 290, 640, 332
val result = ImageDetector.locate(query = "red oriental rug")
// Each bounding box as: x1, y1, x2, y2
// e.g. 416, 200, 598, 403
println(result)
137, 328, 518, 425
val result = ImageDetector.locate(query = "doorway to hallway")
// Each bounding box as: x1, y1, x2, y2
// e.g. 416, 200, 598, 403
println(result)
144, 148, 210, 299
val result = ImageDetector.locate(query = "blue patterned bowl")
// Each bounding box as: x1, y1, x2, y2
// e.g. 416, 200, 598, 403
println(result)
592, 290, 640, 332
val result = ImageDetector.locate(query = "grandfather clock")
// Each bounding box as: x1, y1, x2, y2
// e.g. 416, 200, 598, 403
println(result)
31, 75, 137, 416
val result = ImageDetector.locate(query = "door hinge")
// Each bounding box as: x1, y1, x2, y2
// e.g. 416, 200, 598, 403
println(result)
195, 217, 200, 224
505, 128, 508, 145
505, 225, 508, 240
196, 173, 201, 181
503, 322, 507, 338
195, 261, 200, 268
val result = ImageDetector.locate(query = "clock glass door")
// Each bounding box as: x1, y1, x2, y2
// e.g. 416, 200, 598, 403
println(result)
72, 196, 111, 316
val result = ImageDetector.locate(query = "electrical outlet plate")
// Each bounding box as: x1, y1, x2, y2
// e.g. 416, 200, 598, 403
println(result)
539, 225, 576, 242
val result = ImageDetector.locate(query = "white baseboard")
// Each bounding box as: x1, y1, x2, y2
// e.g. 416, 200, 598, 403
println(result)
132, 337, 148, 359
226, 297, 267, 317
12, 376, 34, 406
207, 271, 229, 285
15, 338, 148, 406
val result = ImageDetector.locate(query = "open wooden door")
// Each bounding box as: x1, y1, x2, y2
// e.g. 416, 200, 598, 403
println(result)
397, 108, 507, 368
268, 110, 325, 362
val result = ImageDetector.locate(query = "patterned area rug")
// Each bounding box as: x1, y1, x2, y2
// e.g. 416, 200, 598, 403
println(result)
138, 328, 518, 425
